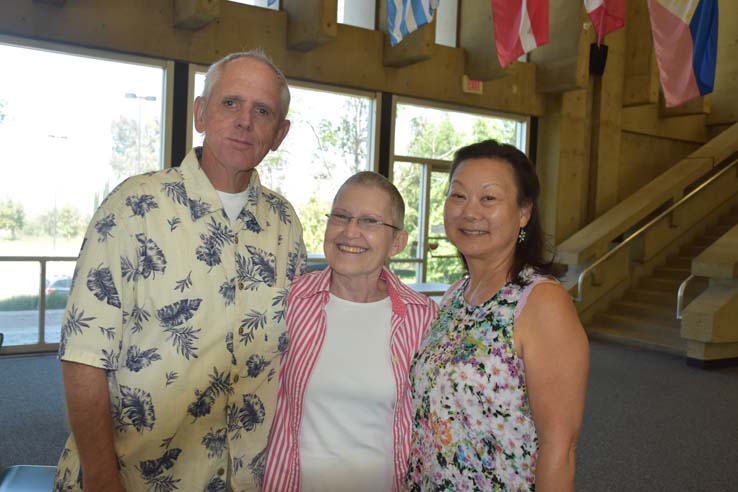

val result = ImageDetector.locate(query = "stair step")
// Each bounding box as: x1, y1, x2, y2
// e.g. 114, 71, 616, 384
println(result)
608, 299, 679, 324
709, 223, 735, 236
718, 214, 738, 226
639, 276, 682, 292
595, 311, 681, 333
680, 244, 708, 257
586, 322, 685, 356
665, 255, 692, 269
624, 288, 676, 308
653, 266, 690, 280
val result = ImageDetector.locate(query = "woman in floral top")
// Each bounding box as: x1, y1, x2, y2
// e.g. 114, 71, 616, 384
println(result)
404, 140, 589, 492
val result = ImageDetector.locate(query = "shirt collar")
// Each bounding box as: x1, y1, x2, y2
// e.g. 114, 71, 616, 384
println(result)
297, 266, 430, 317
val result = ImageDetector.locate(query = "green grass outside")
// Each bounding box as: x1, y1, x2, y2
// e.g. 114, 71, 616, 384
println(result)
0, 292, 69, 311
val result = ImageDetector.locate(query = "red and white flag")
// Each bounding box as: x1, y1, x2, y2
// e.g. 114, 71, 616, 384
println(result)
585, 0, 626, 45
492, 0, 549, 68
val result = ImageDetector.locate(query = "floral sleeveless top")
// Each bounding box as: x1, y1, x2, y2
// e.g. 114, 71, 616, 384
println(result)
404, 267, 553, 492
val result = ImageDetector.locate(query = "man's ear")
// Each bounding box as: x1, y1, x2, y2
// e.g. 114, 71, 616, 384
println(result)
194, 96, 207, 134
271, 119, 291, 151
390, 230, 409, 257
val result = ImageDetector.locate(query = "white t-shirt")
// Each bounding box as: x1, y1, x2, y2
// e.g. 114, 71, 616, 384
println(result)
299, 294, 395, 492
216, 189, 249, 224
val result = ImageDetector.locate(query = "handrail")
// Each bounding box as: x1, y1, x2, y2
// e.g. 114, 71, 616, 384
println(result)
574, 157, 738, 303
676, 274, 702, 320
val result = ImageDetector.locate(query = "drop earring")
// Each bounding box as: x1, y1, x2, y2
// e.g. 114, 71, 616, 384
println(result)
517, 228, 527, 244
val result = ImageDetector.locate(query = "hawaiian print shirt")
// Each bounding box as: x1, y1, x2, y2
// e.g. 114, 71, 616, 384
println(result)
55, 148, 306, 492
404, 267, 554, 492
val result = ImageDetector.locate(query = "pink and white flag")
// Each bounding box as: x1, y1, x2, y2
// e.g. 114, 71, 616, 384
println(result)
492, 0, 549, 68
585, 0, 626, 45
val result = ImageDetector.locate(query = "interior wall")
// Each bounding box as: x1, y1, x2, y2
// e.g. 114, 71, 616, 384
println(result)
618, 132, 700, 199
0, 0, 543, 117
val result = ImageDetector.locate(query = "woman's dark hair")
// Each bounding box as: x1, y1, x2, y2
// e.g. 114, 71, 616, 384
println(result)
449, 139, 553, 282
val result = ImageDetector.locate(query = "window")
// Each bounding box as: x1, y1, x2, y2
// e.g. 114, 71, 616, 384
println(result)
389, 98, 528, 286
338, 0, 376, 30
188, 70, 377, 262
228, 0, 279, 9
0, 37, 171, 351
435, 0, 459, 48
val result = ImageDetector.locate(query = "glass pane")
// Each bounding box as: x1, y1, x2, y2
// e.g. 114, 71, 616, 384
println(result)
44, 260, 76, 344
0, 261, 41, 346
388, 260, 419, 284
0, 42, 166, 259
228, 0, 279, 9
338, 0, 375, 29
191, 77, 376, 257
394, 103, 521, 158
435, 0, 458, 48
426, 171, 464, 284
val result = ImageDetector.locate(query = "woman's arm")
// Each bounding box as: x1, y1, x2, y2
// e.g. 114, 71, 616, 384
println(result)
515, 283, 590, 492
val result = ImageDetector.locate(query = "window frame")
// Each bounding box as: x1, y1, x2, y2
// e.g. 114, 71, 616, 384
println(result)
388, 95, 530, 283
0, 35, 174, 355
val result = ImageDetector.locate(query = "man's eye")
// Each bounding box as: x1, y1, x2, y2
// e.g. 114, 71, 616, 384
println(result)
359, 217, 380, 226
223, 99, 236, 108
255, 107, 270, 116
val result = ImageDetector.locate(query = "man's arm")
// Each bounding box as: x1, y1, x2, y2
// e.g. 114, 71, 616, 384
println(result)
62, 361, 125, 492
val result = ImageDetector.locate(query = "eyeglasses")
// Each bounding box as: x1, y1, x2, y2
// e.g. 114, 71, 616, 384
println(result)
325, 213, 401, 231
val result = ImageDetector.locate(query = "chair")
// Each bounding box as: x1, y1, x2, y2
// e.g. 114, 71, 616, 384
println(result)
0, 465, 56, 492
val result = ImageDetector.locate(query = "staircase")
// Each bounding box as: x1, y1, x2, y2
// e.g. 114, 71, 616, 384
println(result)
586, 204, 738, 354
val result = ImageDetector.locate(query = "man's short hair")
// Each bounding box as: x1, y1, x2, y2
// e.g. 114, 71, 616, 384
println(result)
335, 171, 406, 231
200, 49, 291, 119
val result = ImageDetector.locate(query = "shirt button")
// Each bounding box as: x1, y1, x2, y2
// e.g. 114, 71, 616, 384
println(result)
217, 467, 225, 476
238, 282, 245, 290
233, 374, 240, 383
234, 236, 239, 245
238, 327, 245, 335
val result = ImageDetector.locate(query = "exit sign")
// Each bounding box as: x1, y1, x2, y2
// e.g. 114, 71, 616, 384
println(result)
462, 75, 483, 95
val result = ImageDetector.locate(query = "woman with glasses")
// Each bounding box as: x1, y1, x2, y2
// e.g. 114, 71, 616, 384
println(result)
263, 171, 438, 492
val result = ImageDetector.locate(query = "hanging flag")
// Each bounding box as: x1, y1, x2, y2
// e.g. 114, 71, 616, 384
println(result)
388, 0, 440, 47
647, 0, 718, 107
491, 0, 549, 68
585, 0, 626, 45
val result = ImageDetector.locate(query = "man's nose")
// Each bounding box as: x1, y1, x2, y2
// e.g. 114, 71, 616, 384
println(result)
236, 107, 253, 130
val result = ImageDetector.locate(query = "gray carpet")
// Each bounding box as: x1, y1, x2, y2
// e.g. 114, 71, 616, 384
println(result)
1, 341, 737, 491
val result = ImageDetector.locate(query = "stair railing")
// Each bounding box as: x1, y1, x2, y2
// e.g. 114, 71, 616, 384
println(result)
574, 157, 738, 304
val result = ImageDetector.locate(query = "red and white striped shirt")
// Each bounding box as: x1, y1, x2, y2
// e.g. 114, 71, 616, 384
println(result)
263, 267, 438, 492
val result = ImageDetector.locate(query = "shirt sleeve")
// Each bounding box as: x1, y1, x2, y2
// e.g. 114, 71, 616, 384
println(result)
58, 189, 138, 370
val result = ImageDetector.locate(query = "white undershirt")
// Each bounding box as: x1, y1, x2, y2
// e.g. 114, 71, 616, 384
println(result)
299, 294, 395, 492
216, 189, 249, 225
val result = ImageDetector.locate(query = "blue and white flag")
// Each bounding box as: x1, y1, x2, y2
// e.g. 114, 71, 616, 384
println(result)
388, 0, 440, 46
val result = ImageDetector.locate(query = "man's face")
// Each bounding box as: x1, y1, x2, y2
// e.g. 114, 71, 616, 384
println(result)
194, 57, 290, 186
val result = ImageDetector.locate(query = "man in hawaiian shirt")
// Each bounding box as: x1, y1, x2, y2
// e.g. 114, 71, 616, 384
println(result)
54, 50, 306, 492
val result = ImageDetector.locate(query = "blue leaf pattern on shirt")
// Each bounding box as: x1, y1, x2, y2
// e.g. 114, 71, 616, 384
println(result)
138, 448, 182, 492
174, 271, 192, 293
59, 305, 96, 357
94, 213, 116, 242
238, 394, 265, 432
167, 217, 181, 232
189, 198, 211, 221
114, 385, 156, 433
219, 278, 236, 306
245, 354, 270, 378
100, 348, 118, 370
126, 346, 162, 372
196, 218, 234, 270
238, 209, 262, 233
162, 181, 188, 206
201, 428, 228, 459
135, 233, 167, 279
263, 193, 291, 224
236, 248, 276, 290
187, 367, 234, 420
225, 332, 236, 365
126, 194, 159, 218
156, 299, 203, 328
239, 310, 266, 345
121, 255, 137, 282
129, 303, 151, 333
165, 371, 178, 386
87, 265, 121, 308
204, 477, 227, 492
164, 325, 201, 360
249, 447, 268, 489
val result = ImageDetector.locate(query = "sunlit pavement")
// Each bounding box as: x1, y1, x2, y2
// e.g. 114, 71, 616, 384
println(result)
0, 309, 64, 346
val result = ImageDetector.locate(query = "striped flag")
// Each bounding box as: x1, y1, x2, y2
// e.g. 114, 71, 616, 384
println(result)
388, 0, 440, 46
585, 0, 626, 45
492, 0, 549, 68
647, 0, 718, 107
